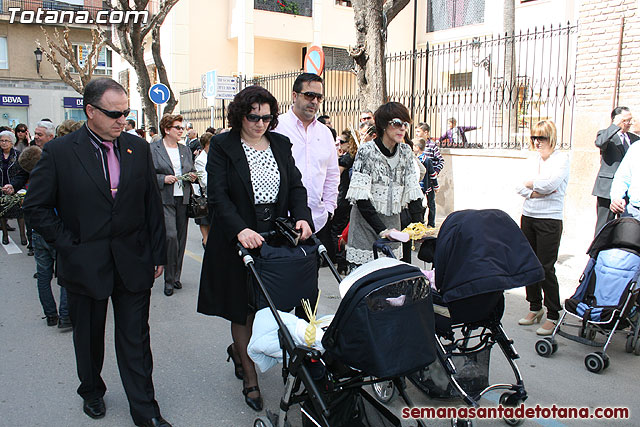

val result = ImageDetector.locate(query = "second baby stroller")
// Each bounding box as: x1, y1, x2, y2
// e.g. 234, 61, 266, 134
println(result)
372, 209, 544, 427
535, 217, 640, 373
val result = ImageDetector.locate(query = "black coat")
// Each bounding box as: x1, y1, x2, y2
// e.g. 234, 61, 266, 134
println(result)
22, 126, 167, 299
592, 123, 639, 198
197, 129, 312, 323
1, 147, 28, 191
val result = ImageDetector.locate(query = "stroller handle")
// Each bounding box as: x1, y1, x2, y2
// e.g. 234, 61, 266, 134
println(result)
373, 238, 396, 259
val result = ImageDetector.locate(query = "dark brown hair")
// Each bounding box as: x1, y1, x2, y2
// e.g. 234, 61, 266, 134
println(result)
227, 85, 279, 131
373, 102, 412, 138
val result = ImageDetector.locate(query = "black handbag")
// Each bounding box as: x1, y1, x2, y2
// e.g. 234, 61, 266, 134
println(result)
186, 183, 208, 219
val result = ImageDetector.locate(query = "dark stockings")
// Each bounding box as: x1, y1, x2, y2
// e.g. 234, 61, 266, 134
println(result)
231, 314, 259, 399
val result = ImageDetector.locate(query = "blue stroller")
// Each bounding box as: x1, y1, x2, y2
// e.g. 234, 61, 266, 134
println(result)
535, 217, 640, 373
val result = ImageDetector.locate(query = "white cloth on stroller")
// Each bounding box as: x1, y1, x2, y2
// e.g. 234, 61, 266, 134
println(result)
338, 258, 404, 297
248, 308, 334, 373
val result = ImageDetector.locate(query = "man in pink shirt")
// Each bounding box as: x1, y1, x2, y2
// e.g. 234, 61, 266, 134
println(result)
275, 73, 340, 262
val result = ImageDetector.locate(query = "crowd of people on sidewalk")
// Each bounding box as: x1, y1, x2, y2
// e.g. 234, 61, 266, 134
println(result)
1, 72, 639, 427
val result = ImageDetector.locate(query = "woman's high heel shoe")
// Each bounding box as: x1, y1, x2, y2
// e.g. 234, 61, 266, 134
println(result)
2, 235, 8, 245
242, 385, 263, 412
226, 344, 244, 380
536, 319, 558, 336
518, 309, 544, 325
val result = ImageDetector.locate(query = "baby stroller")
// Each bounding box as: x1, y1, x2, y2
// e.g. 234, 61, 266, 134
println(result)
535, 217, 640, 374
240, 222, 436, 427
372, 209, 544, 427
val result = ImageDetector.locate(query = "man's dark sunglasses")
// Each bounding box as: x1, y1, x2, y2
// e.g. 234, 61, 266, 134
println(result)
530, 135, 549, 142
91, 104, 131, 119
296, 91, 324, 102
246, 114, 274, 123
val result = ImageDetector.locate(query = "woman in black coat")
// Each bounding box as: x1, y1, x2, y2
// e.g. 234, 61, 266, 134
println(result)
1, 130, 29, 245
197, 86, 312, 412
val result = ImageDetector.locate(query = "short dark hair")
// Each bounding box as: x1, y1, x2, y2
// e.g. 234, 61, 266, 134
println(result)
149, 126, 158, 134
227, 85, 279, 131
417, 122, 430, 133
328, 126, 337, 140
205, 126, 216, 134
292, 73, 323, 93
611, 106, 630, 121
318, 115, 330, 124
126, 119, 136, 128
373, 102, 412, 138
83, 78, 127, 115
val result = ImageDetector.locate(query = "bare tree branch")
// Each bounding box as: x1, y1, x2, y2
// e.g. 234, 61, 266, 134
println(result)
383, 0, 410, 25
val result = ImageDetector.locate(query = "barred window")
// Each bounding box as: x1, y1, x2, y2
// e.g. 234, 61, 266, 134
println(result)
324, 47, 353, 70
427, 0, 485, 32
449, 72, 472, 91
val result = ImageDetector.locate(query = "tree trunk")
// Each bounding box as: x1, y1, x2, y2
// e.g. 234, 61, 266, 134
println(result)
350, 0, 410, 112
503, 0, 517, 147
101, 0, 180, 129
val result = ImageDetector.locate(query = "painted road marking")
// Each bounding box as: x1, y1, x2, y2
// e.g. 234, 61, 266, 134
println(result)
1, 236, 22, 254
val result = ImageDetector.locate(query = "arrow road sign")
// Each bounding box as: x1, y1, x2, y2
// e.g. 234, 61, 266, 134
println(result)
149, 83, 170, 105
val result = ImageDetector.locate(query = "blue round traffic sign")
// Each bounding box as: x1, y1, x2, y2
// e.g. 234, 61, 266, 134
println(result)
149, 83, 170, 105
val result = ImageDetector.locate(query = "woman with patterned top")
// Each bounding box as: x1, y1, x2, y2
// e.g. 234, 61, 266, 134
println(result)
345, 102, 424, 267
197, 85, 312, 412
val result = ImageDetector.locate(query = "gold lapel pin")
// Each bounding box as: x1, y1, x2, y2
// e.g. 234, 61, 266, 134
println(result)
126, 148, 133, 154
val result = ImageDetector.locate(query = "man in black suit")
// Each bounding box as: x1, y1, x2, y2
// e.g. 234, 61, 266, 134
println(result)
592, 106, 637, 235
23, 78, 171, 427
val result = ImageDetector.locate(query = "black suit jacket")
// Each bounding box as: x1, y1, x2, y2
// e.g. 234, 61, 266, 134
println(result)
197, 129, 312, 322
23, 126, 167, 300
592, 123, 639, 198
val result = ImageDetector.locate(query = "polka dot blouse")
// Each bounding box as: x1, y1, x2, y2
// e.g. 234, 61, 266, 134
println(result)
242, 141, 280, 204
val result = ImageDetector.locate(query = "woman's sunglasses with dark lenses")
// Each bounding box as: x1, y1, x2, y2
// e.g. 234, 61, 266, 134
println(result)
530, 135, 549, 142
296, 91, 324, 102
91, 104, 131, 119
388, 119, 410, 129
246, 114, 274, 123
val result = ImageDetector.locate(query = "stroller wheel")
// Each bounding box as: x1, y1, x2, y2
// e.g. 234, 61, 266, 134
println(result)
371, 379, 396, 403
625, 335, 634, 353
499, 393, 525, 426
451, 418, 474, 427
535, 339, 553, 358
634, 339, 640, 356
585, 352, 607, 373
254, 416, 274, 427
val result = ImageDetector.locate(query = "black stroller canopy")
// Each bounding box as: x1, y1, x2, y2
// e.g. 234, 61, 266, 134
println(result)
589, 217, 640, 258
434, 209, 544, 303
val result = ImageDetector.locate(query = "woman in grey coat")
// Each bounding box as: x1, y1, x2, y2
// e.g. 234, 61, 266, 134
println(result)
151, 114, 196, 296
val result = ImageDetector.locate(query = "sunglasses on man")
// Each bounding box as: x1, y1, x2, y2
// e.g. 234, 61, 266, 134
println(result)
296, 91, 324, 102
90, 104, 131, 119
246, 114, 274, 123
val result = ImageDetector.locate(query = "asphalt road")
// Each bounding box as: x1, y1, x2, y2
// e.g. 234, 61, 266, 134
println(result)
1, 221, 638, 427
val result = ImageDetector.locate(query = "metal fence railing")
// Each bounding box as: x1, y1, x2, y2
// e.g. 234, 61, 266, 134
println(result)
180, 22, 577, 149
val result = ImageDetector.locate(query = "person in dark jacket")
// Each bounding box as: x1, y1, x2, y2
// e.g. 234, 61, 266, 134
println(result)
0, 130, 29, 245
197, 85, 312, 412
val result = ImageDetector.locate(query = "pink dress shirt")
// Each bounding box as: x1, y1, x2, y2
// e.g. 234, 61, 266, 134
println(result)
275, 108, 339, 230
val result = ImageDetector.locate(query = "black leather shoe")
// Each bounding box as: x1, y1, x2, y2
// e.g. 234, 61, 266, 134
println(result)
136, 416, 172, 427
164, 284, 173, 296
1, 236, 8, 245
5, 224, 15, 231
173, 280, 182, 289
83, 397, 106, 419
58, 317, 72, 330
46, 315, 58, 327
242, 386, 263, 411
27, 249, 34, 256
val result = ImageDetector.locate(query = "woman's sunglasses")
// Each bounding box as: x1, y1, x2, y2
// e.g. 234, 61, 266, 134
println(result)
246, 114, 274, 123
90, 104, 131, 119
296, 91, 324, 102
530, 135, 549, 142
388, 119, 410, 129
